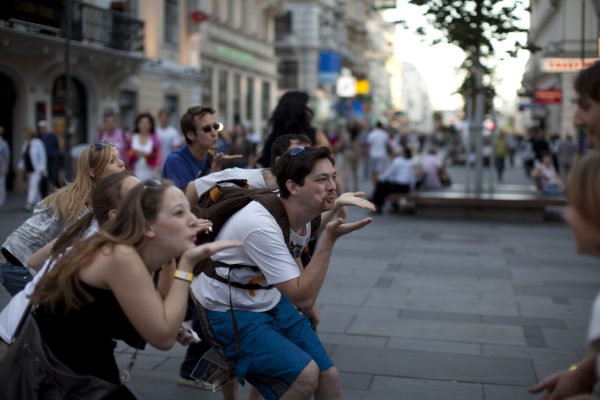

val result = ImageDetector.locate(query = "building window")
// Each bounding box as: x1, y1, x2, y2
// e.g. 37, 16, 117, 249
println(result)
164, 0, 179, 44
202, 65, 213, 107
275, 11, 292, 38
278, 60, 298, 89
165, 95, 179, 127
246, 76, 254, 122
218, 69, 228, 122
261, 80, 271, 123
119, 90, 137, 133
233, 73, 241, 124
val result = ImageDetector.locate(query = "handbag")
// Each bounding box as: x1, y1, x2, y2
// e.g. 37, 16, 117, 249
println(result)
0, 314, 125, 400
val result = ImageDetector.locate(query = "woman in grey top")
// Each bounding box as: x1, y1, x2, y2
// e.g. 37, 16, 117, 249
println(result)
0, 141, 125, 295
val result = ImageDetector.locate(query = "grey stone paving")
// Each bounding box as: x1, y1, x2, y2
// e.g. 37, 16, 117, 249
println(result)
0, 163, 593, 399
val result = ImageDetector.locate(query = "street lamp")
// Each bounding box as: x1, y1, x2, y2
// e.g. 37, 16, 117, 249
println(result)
64, 0, 73, 181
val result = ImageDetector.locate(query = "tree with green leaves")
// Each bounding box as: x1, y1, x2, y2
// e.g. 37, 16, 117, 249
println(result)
398, 0, 533, 192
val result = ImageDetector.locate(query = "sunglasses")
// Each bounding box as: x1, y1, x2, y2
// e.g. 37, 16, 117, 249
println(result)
199, 122, 224, 134
287, 146, 305, 157
90, 141, 115, 150
89, 141, 115, 167
143, 179, 163, 189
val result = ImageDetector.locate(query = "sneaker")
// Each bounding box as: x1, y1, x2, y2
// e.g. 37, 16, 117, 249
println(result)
177, 377, 217, 391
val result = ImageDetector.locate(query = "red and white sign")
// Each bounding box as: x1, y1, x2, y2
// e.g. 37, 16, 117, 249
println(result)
542, 58, 600, 73
535, 89, 562, 104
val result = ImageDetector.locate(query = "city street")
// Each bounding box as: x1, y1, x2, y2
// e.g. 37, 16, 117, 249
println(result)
0, 164, 593, 400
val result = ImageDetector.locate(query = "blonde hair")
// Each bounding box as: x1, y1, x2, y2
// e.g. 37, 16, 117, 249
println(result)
43, 144, 118, 225
33, 179, 173, 312
567, 152, 600, 230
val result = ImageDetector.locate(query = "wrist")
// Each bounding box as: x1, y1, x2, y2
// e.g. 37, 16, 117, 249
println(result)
173, 269, 193, 283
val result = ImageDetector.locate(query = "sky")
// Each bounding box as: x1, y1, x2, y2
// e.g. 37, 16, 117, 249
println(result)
383, 1, 531, 111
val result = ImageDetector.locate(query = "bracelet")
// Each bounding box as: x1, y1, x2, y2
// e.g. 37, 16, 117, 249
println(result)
568, 364, 578, 371
173, 269, 193, 283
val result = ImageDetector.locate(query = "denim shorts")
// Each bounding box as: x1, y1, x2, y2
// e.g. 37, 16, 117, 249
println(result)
207, 297, 333, 400
0, 262, 32, 296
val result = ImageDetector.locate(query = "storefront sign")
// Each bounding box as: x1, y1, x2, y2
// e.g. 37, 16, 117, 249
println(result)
534, 89, 561, 104
542, 58, 600, 73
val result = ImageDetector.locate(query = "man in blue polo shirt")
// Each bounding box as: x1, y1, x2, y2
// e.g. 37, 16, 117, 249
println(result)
162, 105, 220, 188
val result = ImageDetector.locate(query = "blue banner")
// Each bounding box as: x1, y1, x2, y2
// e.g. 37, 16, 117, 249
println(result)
318, 51, 341, 85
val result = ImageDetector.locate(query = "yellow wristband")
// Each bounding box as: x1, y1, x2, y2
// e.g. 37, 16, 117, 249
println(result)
173, 270, 193, 283
568, 364, 578, 371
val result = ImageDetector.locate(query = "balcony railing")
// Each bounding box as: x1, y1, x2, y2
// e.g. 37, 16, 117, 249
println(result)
2, 1, 144, 53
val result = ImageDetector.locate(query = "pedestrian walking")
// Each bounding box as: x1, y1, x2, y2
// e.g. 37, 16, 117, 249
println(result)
0, 142, 125, 296
97, 109, 129, 160
18, 127, 46, 211
37, 119, 62, 194
366, 121, 390, 186
0, 179, 239, 399
156, 108, 183, 170
493, 132, 509, 182
126, 112, 162, 181
0, 127, 9, 207
557, 134, 577, 179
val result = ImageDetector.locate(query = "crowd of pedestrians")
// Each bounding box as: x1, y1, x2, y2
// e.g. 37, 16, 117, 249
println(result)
1, 58, 600, 399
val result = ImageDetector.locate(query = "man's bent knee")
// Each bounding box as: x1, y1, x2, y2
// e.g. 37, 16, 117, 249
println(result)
319, 367, 340, 387
289, 361, 319, 397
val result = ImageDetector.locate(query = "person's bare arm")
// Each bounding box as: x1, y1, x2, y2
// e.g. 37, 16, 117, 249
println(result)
528, 353, 597, 400
275, 216, 371, 310
27, 239, 57, 271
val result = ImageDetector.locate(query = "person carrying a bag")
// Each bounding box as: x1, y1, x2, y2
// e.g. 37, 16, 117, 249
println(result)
0, 179, 240, 399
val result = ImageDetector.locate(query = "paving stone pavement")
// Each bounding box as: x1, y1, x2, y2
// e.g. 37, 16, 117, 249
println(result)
0, 162, 593, 399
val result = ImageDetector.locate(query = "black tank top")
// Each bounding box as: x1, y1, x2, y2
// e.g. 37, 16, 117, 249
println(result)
34, 282, 144, 384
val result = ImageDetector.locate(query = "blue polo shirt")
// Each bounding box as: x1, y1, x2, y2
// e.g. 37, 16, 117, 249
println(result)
162, 146, 213, 189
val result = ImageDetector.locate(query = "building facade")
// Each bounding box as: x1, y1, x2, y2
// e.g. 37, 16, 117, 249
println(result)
521, 0, 600, 137
196, 0, 282, 136
0, 0, 205, 186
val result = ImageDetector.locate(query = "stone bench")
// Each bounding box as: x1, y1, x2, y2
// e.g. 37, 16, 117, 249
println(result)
385, 190, 567, 222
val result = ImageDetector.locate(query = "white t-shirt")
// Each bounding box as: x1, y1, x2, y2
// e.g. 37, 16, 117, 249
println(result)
193, 168, 267, 197
379, 156, 416, 185
191, 201, 310, 312
367, 128, 390, 158
156, 125, 183, 166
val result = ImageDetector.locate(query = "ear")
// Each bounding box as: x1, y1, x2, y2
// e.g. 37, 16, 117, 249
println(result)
144, 224, 156, 238
286, 179, 299, 196
89, 169, 95, 178
108, 209, 118, 220
185, 130, 195, 142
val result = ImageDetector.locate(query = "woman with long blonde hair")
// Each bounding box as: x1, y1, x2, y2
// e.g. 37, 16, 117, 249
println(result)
1, 142, 125, 295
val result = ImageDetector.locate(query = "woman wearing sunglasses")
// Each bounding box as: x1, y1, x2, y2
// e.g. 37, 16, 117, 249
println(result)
0, 141, 125, 296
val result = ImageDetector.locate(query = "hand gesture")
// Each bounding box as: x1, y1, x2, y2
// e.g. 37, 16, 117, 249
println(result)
302, 305, 320, 330
324, 216, 372, 241
335, 192, 375, 212
528, 369, 594, 400
176, 321, 201, 346
212, 153, 243, 172
181, 240, 242, 269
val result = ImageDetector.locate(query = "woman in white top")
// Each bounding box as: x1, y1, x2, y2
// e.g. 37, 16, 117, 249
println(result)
126, 113, 162, 181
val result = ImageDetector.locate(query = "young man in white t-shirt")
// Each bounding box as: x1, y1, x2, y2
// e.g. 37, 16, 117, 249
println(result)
156, 108, 183, 169
191, 146, 372, 400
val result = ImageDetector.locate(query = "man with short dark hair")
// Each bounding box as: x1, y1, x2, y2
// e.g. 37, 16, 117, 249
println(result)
192, 146, 372, 400
162, 106, 220, 188
37, 120, 61, 194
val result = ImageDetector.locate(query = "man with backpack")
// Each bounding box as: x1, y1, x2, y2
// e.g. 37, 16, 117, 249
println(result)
191, 146, 372, 400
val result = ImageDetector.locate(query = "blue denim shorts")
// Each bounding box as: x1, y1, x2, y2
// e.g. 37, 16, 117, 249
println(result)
207, 297, 333, 400
0, 262, 32, 296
